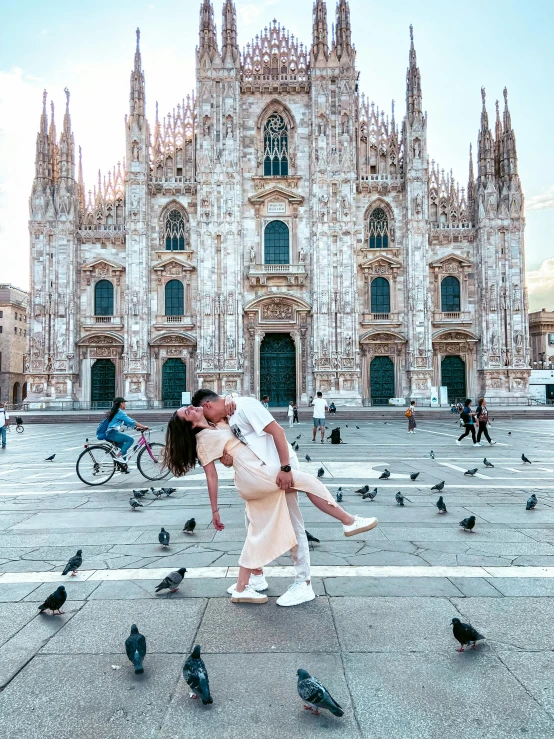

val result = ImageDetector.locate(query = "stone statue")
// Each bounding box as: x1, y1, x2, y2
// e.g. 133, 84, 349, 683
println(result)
132, 141, 139, 161
249, 245, 256, 263
132, 292, 139, 316
413, 140, 421, 158
298, 246, 306, 263
491, 331, 499, 353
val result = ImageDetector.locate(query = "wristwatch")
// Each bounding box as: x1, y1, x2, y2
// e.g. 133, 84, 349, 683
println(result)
280, 464, 292, 473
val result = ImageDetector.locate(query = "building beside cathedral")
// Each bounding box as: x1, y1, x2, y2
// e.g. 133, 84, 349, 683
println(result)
27, 0, 530, 408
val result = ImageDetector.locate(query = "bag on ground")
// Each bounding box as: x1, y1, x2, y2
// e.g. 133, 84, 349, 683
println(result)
329, 427, 342, 444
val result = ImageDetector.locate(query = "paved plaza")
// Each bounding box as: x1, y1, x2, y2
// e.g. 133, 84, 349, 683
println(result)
1, 416, 554, 737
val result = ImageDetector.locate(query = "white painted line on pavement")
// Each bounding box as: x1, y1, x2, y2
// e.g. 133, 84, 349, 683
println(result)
5, 564, 554, 585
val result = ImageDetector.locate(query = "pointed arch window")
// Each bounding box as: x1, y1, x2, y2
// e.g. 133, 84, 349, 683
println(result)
165, 209, 186, 251
94, 280, 114, 316
165, 280, 184, 316
264, 114, 289, 177
368, 207, 389, 249
371, 277, 390, 314
264, 221, 290, 264
441, 276, 461, 312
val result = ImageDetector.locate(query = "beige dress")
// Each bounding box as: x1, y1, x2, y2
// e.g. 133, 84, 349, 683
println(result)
196, 422, 338, 569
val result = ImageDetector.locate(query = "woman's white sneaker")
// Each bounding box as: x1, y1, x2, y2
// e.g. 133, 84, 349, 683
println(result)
230, 584, 268, 604
227, 573, 268, 595
343, 515, 378, 537
276, 581, 316, 607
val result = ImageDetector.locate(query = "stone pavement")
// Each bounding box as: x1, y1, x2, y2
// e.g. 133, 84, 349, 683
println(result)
1, 417, 554, 737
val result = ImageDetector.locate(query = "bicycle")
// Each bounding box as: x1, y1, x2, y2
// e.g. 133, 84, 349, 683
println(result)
76, 428, 171, 486
15, 416, 24, 433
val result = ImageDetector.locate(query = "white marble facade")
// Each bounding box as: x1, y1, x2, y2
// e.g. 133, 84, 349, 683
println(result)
27, 1, 530, 407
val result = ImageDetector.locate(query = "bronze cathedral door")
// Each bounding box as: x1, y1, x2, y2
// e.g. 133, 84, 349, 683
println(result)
259, 334, 296, 407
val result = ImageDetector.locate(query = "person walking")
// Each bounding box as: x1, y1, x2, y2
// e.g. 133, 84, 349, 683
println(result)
0, 402, 9, 449
456, 399, 480, 446
476, 398, 496, 445
261, 395, 270, 409
292, 403, 299, 424
287, 401, 294, 427
406, 400, 417, 433
105, 397, 149, 462
311, 391, 328, 444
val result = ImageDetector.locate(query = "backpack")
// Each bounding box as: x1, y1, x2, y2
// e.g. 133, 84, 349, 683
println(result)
96, 417, 110, 440
405, 408, 412, 417
329, 427, 342, 444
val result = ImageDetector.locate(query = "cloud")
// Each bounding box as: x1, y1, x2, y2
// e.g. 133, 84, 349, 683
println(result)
526, 185, 554, 212
527, 258, 554, 312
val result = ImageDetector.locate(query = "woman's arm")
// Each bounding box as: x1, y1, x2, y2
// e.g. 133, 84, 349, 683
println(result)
203, 461, 224, 531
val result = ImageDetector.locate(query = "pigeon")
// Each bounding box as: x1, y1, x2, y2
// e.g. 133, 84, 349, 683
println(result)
395, 492, 404, 506
183, 645, 213, 704
62, 549, 83, 576
336, 487, 343, 503
305, 530, 320, 544
379, 469, 391, 480
158, 528, 170, 546
459, 515, 476, 532
451, 617, 485, 652
508, 432, 511, 435
133, 488, 150, 498
345, 424, 348, 428
45, 454, 56, 462
483, 459, 494, 468
522, 454, 531, 464
317, 467, 325, 478
436, 496, 447, 514
464, 468, 479, 476
296, 669, 344, 717
125, 624, 146, 674
161, 487, 177, 497
305, 454, 311, 462
362, 488, 377, 501
152, 488, 164, 498
354, 485, 369, 495
526, 494, 537, 511
296, 435, 301, 440
410, 472, 420, 481
292, 442, 299, 451
183, 518, 196, 534
430, 451, 435, 460
129, 497, 143, 511
431, 481, 445, 492
356, 426, 360, 430
38, 585, 66, 615
155, 568, 187, 593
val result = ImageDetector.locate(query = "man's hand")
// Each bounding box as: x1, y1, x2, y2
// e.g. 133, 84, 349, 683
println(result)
224, 395, 237, 416
276, 469, 294, 491
220, 452, 233, 468
212, 511, 225, 531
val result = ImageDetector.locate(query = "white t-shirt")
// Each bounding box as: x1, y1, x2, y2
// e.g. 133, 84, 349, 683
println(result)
312, 397, 327, 419
0, 409, 9, 425
228, 397, 293, 468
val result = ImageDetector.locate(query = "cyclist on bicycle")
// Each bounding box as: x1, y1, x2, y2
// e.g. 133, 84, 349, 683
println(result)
105, 397, 148, 463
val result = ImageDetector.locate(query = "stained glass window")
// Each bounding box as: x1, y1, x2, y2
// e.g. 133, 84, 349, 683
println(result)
264, 114, 289, 177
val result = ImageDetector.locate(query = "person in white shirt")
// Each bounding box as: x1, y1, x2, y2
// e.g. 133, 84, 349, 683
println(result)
311, 391, 328, 443
287, 401, 294, 427
0, 403, 9, 449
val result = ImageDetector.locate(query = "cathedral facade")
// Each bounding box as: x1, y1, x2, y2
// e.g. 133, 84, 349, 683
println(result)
27, 1, 530, 408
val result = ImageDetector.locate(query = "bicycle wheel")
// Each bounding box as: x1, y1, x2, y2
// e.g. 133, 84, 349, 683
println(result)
137, 442, 171, 481
76, 445, 116, 486
16, 425, 24, 434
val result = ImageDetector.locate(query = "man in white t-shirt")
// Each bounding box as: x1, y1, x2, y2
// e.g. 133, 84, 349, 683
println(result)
311, 391, 328, 443
191, 389, 315, 608
0, 402, 9, 449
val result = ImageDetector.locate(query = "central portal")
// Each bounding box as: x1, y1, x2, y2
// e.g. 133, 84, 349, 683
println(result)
260, 333, 296, 407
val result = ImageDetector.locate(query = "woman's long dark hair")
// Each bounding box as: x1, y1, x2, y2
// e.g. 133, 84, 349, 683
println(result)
107, 397, 126, 423
162, 412, 200, 477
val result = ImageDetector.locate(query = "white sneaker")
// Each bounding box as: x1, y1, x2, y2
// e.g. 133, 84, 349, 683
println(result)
456, 440, 461, 446
473, 443, 483, 447
230, 584, 268, 604
489, 441, 497, 445
276, 581, 316, 607
227, 573, 268, 594
343, 515, 378, 538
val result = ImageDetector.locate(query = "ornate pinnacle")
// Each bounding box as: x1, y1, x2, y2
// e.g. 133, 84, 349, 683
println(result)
136, 27, 140, 51
481, 86, 486, 105
64, 87, 70, 106
503, 86, 508, 104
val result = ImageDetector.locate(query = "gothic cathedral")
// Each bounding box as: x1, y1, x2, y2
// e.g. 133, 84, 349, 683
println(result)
27, 1, 530, 408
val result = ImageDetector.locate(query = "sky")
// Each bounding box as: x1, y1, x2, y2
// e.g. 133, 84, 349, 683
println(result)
0, 0, 553, 310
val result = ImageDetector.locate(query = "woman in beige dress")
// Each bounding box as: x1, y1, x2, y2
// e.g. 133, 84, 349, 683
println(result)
163, 406, 378, 603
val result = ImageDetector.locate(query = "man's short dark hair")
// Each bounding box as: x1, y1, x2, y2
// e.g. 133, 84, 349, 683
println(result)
262, 395, 269, 401
317, 391, 323, 397
191, 389, 219, 406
